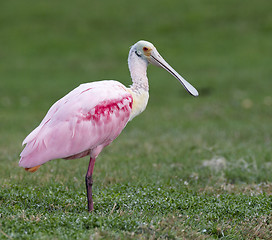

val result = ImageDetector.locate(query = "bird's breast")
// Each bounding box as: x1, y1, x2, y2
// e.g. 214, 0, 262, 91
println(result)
127, 88, 149, 121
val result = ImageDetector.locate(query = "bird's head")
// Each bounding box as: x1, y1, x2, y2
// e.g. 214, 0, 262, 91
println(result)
133, 40, 154, 58
131, 40, 199, 97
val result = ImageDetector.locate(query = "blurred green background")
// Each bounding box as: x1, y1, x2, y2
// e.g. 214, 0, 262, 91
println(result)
0, 0, 271, 239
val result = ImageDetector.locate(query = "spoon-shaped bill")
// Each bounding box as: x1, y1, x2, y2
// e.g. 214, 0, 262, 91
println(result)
149, 50, 199, 97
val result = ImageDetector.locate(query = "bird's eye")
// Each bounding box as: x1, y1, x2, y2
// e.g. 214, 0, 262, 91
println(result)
143, 47, 148, 51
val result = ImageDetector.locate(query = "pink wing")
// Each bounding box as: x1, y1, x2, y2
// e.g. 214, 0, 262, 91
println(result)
19, 80, 133, 168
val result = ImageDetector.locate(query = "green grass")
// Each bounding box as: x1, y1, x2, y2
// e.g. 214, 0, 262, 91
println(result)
1, 0, 272, 239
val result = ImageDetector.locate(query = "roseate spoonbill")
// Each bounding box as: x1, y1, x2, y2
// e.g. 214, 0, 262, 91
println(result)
19, 40, 198, 212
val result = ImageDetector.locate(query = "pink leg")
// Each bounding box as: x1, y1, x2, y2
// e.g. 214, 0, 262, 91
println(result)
85, 157, 96, 212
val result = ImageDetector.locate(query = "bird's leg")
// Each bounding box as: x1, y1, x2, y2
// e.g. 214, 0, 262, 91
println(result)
85, 157, 96, 212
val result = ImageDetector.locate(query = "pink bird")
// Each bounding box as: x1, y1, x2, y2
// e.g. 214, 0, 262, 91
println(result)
19, 40, 198, 212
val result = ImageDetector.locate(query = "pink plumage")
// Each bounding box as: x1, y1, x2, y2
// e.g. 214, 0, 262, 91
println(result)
19, 80, 133, 168
19, 40, 198, 211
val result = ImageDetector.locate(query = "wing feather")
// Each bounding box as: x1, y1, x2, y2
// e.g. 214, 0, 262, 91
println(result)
19, 80, 133, 168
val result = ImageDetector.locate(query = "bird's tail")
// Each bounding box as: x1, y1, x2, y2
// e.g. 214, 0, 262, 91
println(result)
24, 165, 41, 173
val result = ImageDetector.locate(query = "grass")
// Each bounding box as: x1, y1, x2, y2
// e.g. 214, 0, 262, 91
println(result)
0, 0, 272, 239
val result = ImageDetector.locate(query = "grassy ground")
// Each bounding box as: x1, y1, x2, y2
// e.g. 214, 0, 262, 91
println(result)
0, 0, 272, 239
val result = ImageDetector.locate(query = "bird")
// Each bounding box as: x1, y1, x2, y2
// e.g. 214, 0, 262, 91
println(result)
19, 40, 198, 212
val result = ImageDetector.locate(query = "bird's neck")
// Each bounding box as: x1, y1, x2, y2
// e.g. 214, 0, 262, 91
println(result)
128, 51, 149, 92
127, 51, 149, 121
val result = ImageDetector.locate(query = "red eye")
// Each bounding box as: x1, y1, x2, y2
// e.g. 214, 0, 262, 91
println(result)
143, 47, 148, 51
